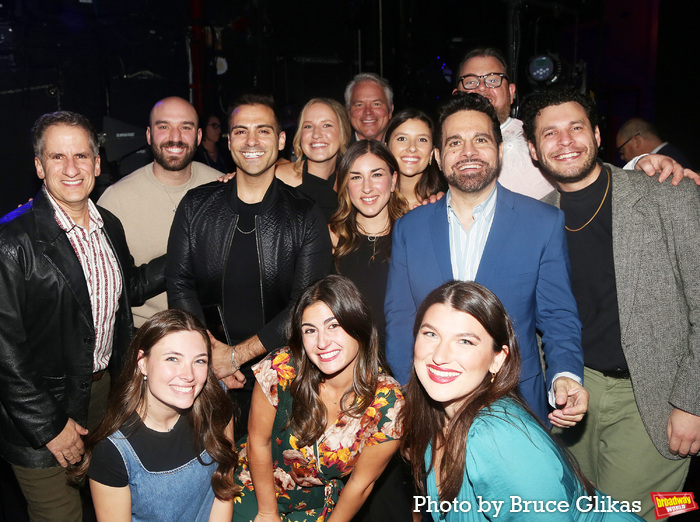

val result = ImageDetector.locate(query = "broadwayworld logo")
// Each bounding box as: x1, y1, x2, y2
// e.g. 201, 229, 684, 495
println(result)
651, 492, 698, 519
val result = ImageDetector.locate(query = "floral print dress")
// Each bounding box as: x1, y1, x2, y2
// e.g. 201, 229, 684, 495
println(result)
234, 347, 404, 522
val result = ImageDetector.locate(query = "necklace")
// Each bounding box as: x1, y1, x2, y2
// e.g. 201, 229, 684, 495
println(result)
236, 223, 256, 234
357, 222, 390, 262
145, 412, 180, 432
565, 169, 610, 232
160, 173, 194, 212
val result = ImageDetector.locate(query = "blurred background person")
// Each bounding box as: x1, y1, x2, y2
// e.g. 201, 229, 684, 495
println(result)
195, 112, 235, 174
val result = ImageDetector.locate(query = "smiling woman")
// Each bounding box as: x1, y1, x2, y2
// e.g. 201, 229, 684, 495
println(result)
233, 275, 404, 522
401, 282, 643, 521
70, 310, 239, 522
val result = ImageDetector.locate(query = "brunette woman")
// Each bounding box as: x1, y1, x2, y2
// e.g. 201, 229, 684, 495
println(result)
384, 109, 446, 210
234, 275, 403, 522
274, 98, 352, 220
401, 281, 643, 521
329, 140, 407, 344
72, 309, 238, 521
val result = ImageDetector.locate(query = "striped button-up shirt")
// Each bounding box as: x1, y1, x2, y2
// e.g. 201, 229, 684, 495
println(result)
447, 185, 498, 281
47, 190, 122, 372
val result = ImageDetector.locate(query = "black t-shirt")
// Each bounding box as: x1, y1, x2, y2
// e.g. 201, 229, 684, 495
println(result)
88, 414, 202, 487
560, 164, 627, 372
223, 196, 265, 391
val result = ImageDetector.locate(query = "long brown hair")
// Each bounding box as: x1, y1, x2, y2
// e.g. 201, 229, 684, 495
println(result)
292, 98, 352, 174
399, 281, 592, 502
71, 309, 239, 500
384, 108, 447, 202
329, 140, 407, 267
286, 275, 382, 447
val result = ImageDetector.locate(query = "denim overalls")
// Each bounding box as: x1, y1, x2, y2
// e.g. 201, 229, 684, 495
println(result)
108, 430, 217, 521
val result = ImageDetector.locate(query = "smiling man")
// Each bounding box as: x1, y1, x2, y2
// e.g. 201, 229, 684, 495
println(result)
98, 97, 221, 326
385, 93, 587, 428
345, 73, 394, 141
0, 111, 164, 521
166, 94, 332, 432
523, 88, 700, 521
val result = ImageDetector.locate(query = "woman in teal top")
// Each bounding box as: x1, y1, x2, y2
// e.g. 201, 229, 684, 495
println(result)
401, 281, 643, 521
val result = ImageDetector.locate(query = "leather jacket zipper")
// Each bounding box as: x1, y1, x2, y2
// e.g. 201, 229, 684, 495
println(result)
254, 214, 265, 323
220, 214, 238, 322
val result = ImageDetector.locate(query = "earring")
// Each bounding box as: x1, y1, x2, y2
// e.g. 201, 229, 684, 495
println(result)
490, 372, 496, 384
143, 375, 147, 381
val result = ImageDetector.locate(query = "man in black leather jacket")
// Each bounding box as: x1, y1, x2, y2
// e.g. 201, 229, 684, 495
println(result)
166, 94, 332, 429
0, 111, 164, 521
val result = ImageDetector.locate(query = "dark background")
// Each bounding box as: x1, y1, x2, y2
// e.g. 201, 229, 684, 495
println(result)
1, 0, 696, 216
1, 0, 699, 519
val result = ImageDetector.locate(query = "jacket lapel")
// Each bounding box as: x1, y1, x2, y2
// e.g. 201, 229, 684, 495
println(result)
476, 185, 516, 282
610, 167, 644, 339
34, 189, 94, 325
429, 198, 455, 282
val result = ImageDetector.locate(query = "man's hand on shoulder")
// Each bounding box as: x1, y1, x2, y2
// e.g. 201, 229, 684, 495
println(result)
667, 408, 700, 457
45, 418, 89, 467
548, 376, 589, 428
635, 154, 700, 186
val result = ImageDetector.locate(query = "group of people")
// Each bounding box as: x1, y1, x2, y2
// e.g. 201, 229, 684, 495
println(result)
0, 45, 698, 522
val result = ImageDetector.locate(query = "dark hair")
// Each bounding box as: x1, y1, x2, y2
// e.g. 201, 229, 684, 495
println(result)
228, 93, 282, 133
329, 140, 407, 267
32, 111, 99, 158
521, 87, 598, 144
384, 109, 447, 202
399, 281, 593, 502
456, 47, 509, 84
286, 275, 383, 447
70, 310, 239, 500
435, 93, 502, 150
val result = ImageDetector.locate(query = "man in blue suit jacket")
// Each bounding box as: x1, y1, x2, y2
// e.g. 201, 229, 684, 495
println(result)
385, 93, 587, 427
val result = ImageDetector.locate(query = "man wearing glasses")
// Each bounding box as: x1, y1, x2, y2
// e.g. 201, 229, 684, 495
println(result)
453, 48, 694, 203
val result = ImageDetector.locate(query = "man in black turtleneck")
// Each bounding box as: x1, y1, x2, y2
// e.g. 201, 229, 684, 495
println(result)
523, 88, 700, 521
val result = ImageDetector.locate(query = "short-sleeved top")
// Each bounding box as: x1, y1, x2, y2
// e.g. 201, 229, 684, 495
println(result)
234, 347, 404, 520
425, 398, 642, 521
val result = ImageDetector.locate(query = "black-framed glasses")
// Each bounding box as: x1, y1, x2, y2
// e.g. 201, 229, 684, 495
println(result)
457, 73, 509, 90
617, 132, 640, 153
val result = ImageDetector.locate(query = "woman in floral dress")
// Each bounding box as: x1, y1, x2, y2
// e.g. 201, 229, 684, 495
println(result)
233, 275, 404, 522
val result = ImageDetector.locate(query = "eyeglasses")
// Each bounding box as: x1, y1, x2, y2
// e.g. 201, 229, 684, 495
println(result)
457, 73, 509, 90
617, 132, 640, 153
208, 122, 221, 129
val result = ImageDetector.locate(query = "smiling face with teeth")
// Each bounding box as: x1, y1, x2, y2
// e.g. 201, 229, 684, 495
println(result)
301, 301, 360, 381
147, 97, 201, 175
228, 104, 286, 178
137, 330, 209, 423
387, 118, 433, 178
437, 110, 503, 196
414, 303, 508, 419
349, 81, 394, 141
300, 102, 342, 165
346, 152, 397, 225
527, 101, 602, 191
35, 124, 101, 224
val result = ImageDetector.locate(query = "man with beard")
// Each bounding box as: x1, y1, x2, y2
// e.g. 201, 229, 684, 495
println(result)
454, 48, 696, 204
166, 94, 331, 430
98, 96, 220, 326
385, 93, 587, 428
523, 88, 700, 521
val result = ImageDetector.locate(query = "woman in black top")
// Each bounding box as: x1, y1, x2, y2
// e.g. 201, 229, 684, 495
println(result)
276, 98, 352, 220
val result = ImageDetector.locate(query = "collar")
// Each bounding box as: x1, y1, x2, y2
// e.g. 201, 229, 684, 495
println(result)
446, 183, 498, 220
651, 142, 668, 154
45, 186, 103, 233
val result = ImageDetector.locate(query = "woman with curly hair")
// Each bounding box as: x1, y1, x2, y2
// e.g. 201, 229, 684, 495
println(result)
234, 275, 404, 522
71, 309, 238, 521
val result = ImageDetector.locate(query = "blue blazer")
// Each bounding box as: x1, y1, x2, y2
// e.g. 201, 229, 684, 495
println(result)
385, 185, 583, 421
